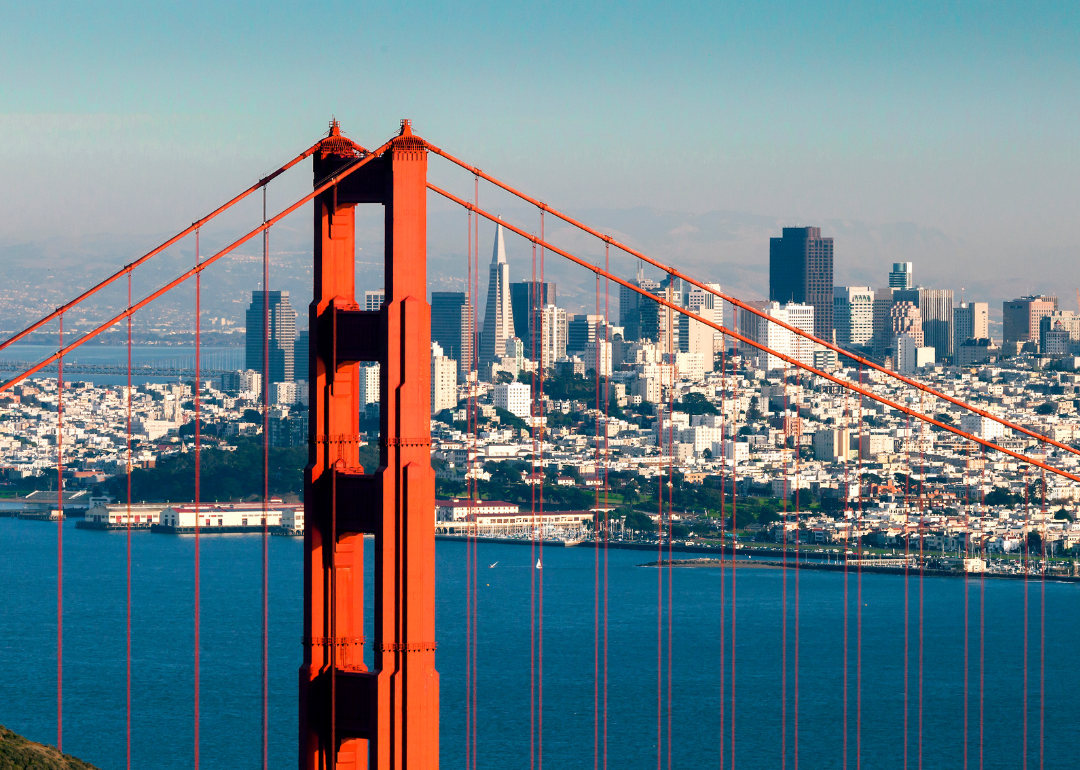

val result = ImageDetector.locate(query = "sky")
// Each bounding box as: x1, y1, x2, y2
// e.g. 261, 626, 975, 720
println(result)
1, 0, 1079, 320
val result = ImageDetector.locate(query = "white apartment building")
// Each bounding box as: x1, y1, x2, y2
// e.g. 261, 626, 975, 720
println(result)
833, 286, 874, 347
540, 304, 567, 369
493, 381, 531, 419
960, 413, 1009, 442
431, 343, 458, 413
737, 301, 815, 370
681, 282, 721, 364
358, 363, 380, 407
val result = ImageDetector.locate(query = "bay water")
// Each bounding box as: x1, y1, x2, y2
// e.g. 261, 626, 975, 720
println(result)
2, 518, 1077, 769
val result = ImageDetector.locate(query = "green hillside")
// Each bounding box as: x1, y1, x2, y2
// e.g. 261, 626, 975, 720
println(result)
0, 726, 100, 770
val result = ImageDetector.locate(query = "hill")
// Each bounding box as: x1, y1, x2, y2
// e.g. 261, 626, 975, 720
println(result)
0, 725, 101, 769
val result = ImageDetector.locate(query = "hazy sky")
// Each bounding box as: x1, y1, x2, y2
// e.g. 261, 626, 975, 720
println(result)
2, 0, 1078, 312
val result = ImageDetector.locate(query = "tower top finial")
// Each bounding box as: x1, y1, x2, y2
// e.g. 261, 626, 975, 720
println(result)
329, 117, 341, 137
399, 118, 413, 137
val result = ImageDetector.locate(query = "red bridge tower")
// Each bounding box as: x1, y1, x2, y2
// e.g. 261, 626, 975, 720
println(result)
300, 120, 438, 769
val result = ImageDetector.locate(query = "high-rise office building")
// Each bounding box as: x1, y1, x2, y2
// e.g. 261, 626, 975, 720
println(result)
364, 289, 386, 311
510, 281, 556, 357
769, 227, 834, 340
888, 262, 913, 289
680, 283, 721, 369
871, 287, 896, 361
914, 289, 954, 359
539, 304, 567, 369
430, 342, 458, 413
294, 329, 310, 382
888, 302, 923, 350
639, 277, 681, 352
737, 301, 815, 370
431, 292, 474, 379
1003, 295, 1058, 349
833, 287, 874, 349
619, 265, 662, 342
953, 302, 989, 350
567, 314, 606, 354
245, 291, 296, 388
479, 224, 515, 370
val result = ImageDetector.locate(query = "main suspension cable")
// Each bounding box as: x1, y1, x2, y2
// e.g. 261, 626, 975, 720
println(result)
423, 143, 1080, 460
2, 141, 392, 394
0, 141, 324, 353
426, 185, 1080, 485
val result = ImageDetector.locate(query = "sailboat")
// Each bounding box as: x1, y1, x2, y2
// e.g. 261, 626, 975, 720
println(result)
536, 558, 542, 569
488, 561, 498, 568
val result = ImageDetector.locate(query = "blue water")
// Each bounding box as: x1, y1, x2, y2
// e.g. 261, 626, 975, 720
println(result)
0, 345, 243, 386
2, 518, 1077, 769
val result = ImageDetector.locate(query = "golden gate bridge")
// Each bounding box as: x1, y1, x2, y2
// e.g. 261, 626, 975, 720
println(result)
0, 119, 1073, 769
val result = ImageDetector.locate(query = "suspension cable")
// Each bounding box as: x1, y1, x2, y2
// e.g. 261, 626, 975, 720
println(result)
426, 185, 1080, 485
1, 141, 392, 394
0, 141, 324, 352
261, 188, 271, 770
423, 143, 1080, 460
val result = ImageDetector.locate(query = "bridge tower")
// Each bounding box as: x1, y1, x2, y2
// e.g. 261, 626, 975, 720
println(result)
300, 120, 438, 769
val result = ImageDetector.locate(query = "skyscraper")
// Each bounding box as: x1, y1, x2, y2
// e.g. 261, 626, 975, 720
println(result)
619, 265, 661, 342
954, 302, 989, 349
769, 227, 834, 340
737, 301, 815, 370
294, 329, 310, 382
539, 304, 567, 369
892, 287, 954, 359
479, 224, 515, 370
888, 262, 913, 289
680, 282, 721, 368
431, 292, 474, 378
833, 287, 874, 349
510, 281, 555, 357
1003, 295, 1058, 350
245, 290, 296, 388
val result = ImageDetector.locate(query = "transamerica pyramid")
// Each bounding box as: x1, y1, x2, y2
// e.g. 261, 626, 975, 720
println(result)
479, 222, 515, 374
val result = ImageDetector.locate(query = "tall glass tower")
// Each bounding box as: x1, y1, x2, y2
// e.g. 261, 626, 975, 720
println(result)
245, 290, 296, 387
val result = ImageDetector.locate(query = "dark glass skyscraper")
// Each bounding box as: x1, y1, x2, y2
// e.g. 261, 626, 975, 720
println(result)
245, 290, 296, 387
769, 226, 834, 340
510, 281, 556, 357
431, 291, 474, 377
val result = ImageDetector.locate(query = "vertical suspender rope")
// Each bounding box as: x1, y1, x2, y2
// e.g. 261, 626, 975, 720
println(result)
194, 227, 202, 770
719, 339, 726, 770
464, 207, 473, 770
660, 287, 669, 768
842, 381, 849, 770
261, 185, 270, 770
593, 274, 600, 770
793, 371, 800, 770
856, 365, 863, 770
1039, 467, 1046, 770
57, 311, 64, 753
782, 375, 789, 770
1024, 471, 1030, 770
905, 414, 912, 770
529, 238, 537, 770
980, 446, 986, 770
472, 179, 480, 769
730, 326, 738, 770
539, 210, 546, 770
918, 394, 926, 770
603, 243, 610, 770
126, 273, 133, 770
656, 360, 664, 770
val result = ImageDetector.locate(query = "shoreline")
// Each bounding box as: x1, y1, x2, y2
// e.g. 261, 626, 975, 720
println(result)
638, 557, 1080, 582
